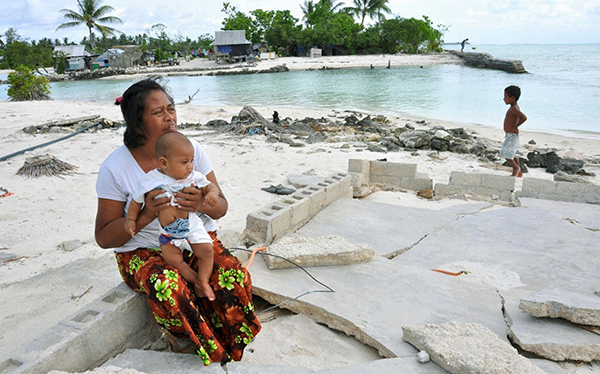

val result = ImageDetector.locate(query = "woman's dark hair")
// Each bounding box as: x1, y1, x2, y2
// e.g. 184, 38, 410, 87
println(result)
121, 76, 174, 148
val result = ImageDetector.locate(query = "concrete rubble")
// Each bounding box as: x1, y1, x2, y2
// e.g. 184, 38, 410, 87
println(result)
263, 234, 374, 270
519, 287, 600, 327
402, 322, 546, 374
4, 160, 600, 373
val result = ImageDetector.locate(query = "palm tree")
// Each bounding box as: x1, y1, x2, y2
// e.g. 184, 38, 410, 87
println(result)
300, 0, 317, 26
56, 0, 123, 51
347, 0, 390, 26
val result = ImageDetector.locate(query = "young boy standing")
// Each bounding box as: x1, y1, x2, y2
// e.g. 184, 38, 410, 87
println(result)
500, 85, 528, 177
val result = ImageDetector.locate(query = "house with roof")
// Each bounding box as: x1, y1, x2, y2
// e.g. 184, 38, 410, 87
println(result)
212, 30, 252, 62
53, 45, 93, 71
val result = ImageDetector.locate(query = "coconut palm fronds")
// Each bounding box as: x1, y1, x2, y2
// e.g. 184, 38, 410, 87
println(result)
17, 154, 78, 178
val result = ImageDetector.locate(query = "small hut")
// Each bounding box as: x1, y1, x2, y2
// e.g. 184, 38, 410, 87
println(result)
212, 30, 252, 62
53, 45, 93, 71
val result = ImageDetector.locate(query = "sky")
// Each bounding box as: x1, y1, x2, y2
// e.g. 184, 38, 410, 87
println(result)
1, 0, 599, 45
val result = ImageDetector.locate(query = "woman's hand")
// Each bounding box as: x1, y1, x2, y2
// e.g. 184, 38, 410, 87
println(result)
173, 171, 228, 219
141, 189, 171, 218
174, 185, 204, 213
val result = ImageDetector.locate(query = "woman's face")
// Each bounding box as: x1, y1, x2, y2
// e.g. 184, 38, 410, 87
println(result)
141, 89, 177, 145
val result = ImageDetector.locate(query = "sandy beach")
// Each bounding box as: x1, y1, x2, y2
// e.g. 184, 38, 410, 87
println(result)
1, 54, 600, 372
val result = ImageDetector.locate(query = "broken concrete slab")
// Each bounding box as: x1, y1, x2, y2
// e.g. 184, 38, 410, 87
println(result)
402, 322, 545, 374
251, 254, 507, 359
295, 197, 492, 257
102, 349, 224, 373
264, 234, 374, 270
519, 286, 600, 327
505, 301, 600, 362
0, 252, 122, 363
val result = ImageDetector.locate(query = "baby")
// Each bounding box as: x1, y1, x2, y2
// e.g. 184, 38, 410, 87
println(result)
125, 131, 219, 300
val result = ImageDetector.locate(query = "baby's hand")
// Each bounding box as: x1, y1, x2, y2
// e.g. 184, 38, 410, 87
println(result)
203, 191, 218, 207
124, 219, 136, 237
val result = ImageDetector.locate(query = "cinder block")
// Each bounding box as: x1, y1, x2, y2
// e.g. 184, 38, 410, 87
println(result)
299, 185, 326, 216
521, 178, 556, 194
0, 358, 23, 373
434, 183, 461, 196
348, 159, 370, 174
320, 179, 341, 206
244, 211, 271, 244
370, 174, 400, 186
385, 163, 418, 178
279, 195, 308, 229
261, 203, 292, 243
482, 174, 515, 191
369, 160, 387, 176
398, 177, 433, 191
17, 283, 159, 374
555, 181, 596, 197
449, 171, 483, 187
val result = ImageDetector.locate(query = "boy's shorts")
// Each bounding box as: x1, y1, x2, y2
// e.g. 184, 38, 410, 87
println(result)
499, 133, 520, 159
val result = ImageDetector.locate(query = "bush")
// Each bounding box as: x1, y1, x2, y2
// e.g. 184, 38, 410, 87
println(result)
7, 65, 51, 101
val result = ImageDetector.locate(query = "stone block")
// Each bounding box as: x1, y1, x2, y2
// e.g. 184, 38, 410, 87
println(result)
15, 283, 160, 374
398, 177, 433, 191
449, 171, 483, 187
262, 203, 293, 243
434, 183, 461, 197
369, 161, 417, 178
555, 181, 596, 198
348, 159, 370, 174
279, 194, 310, 229
482, 174, 515, 191
402, 322, 545, 374
370, 174, 400, 186
244, 211, 271, 244
263, 235, 374, 270
521, 178, 556, 195
300, 185, 327, 216
319, 178, 341, 206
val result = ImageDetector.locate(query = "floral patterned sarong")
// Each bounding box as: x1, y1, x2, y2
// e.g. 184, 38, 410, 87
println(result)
115, 230, 261, 365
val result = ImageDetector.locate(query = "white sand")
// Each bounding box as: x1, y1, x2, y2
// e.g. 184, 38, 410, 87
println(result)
1, 55, 600, 371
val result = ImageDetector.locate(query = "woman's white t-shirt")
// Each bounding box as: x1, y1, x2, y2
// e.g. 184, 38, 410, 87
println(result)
96, 139, 217, 252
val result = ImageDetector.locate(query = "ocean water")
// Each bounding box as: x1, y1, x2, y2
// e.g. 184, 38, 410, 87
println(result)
1, 43, 599, 136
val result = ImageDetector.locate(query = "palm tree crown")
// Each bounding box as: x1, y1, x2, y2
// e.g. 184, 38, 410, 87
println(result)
347, 0, 391, 26
56, 0, 123, 51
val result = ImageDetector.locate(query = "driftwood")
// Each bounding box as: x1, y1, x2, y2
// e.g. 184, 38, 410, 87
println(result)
31, 115, 101, 131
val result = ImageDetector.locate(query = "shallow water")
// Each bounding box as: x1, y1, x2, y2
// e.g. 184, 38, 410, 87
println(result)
1, 43, 598, 136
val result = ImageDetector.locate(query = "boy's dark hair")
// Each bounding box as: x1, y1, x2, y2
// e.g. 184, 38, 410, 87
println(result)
121, 77, 174, 149
505, 85, 521, 101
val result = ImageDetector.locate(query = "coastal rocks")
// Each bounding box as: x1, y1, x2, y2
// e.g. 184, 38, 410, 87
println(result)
22, 116, 121, 135
449, 50, 528, 74
402, 322, 544, 373
526, 151, 585, 174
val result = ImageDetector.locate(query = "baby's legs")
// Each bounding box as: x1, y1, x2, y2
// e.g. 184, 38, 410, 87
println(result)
161, 244, 197, 284
191, 243, 215, 301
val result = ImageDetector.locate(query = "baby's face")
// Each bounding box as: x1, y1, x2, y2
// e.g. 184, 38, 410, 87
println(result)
163, 145, 194, 180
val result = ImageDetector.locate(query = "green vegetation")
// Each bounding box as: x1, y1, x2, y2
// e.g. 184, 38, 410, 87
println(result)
0, 0, 447, 70
7, 65, 51, 101
56, 0, 123, 51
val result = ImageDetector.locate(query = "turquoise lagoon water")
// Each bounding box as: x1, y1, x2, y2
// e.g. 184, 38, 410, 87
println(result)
1, 43, 599, 136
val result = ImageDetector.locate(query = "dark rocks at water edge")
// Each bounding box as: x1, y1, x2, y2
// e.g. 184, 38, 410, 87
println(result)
197, 106, 594, 177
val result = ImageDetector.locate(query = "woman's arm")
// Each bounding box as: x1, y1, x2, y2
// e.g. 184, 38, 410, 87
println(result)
95, 190, 170, 249
174, 170, 228, 219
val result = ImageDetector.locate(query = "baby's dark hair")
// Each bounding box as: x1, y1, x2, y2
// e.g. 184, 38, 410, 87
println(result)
155, 131, 192, 159
505, 85, 521, 101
